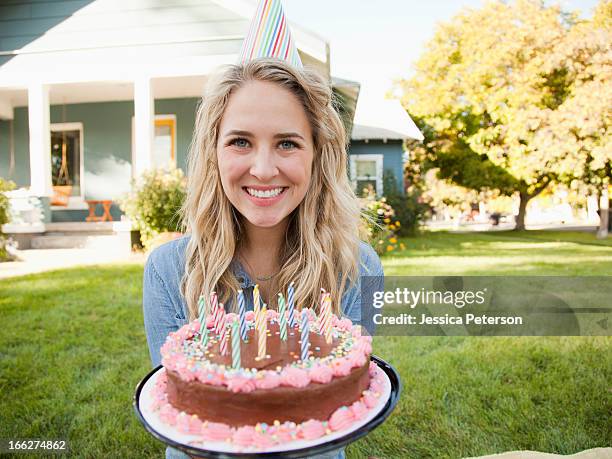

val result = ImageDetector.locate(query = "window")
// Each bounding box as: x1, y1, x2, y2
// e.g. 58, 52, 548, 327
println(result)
153, 116, 176, 168
350, 154, 383, 196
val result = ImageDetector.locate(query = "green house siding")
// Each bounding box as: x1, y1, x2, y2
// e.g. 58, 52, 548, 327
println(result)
0, 108, 30, 186
348, 139, 405, 194
0, 97, 200, 221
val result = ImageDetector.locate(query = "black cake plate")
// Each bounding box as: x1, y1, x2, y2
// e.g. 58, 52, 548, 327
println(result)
133, 355, 401, 458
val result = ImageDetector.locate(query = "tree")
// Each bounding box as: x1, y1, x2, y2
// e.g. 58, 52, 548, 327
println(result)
399, 0, 611, 230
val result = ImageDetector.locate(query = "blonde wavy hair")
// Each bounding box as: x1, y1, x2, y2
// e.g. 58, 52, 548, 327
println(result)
180, 58, 362, 320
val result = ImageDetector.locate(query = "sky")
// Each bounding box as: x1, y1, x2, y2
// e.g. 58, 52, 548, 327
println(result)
283, 0, 601, 104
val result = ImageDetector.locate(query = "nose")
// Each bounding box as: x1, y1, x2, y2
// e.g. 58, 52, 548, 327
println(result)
249, 145, 279, 182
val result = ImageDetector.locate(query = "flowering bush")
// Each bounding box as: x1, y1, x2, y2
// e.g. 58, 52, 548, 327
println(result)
119, 167, 186, 251
359, 186, 405, 256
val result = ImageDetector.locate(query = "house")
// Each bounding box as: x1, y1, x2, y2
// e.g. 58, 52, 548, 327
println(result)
0, 0, 421, 248
349, 97, 424, 197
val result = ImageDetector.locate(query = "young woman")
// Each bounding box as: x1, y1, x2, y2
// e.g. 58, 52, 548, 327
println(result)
143, 58, 383, 459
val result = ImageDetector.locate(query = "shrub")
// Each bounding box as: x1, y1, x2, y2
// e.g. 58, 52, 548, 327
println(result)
360, 186, 404, 256
383, 170, 428, 236
0, 178, 16, 262
118, 167, 186, 251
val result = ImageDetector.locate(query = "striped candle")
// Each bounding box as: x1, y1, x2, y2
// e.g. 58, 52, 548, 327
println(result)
278, 293, 287, 341
219, 307, 228, 356
253, 284, 261, 323
300, 309, 310, 361
257, 305, 267, 359
213, 301, 225, 336
210, 291, 224, 335
318, 288, 327, 332
197, 295, 209, 346
238, 289, 248, 341
287, 281, 296, 327
321, 294, 333, 344
231, 319, 241, 369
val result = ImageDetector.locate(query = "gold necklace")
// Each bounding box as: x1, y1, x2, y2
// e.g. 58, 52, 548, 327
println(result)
239, 254, 279, 283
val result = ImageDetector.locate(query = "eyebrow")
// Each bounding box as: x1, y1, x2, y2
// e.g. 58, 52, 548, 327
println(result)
223, 129, 305, 141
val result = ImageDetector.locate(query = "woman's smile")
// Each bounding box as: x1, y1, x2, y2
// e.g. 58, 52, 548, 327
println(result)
242, 185, 289, 207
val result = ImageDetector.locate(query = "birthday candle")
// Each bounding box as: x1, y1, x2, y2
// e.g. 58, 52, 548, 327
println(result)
219, 305, 228, 356
278, 293, 287, 341
211, 291, 224, 335
300, 309, 310, 361
197, 295, 209, 346
238, 289, 247, 341
321, 293, 333, 344
231, 319, 241, 369
318, 288, 326, 333
253, 284, 261, 322
287, 281, 296, 327
257, 305, 267, 359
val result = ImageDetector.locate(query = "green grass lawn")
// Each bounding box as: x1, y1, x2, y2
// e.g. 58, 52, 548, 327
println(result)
0, 230, 610, 458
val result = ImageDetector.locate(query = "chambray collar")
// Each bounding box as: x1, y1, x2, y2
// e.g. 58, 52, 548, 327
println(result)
231, 259, 255, 289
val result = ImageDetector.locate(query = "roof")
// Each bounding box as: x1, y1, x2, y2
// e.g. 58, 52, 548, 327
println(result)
351, 98, 424, 141
0, 0, 330, 88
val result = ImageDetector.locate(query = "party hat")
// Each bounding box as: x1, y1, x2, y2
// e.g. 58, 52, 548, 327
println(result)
238, 0, 303, 68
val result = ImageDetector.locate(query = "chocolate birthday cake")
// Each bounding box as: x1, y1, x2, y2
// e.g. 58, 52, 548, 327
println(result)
149, 295, 386, 449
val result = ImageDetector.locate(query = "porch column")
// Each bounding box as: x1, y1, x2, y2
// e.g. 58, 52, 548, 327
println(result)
0, 98, 13, 120
28, 83, 53, 197
133, 76, 154, 179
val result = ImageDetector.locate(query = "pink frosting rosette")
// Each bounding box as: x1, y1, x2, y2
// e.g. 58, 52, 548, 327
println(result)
347, 350, 367, 368
266, 309, 278, 320
197, 370, 224, 386
226, 376, 257, 393
232, 426, 256, 446
255, 371, 282, 390
158, 403, 179, 424
329, 406, 355, 431
245, 310, 255, 322
281, 366, 310, 388
177, 413, 202, 434
331, 357, 353, 377
201, 422, 233, 442
362, 390, 378, 409
252, 431, 275, 448
299, 419, 326, 440
337, 317, 353, 331
368, 361, 378, 376
225, 312, 238, 325
309, 364, 333, 383
271, 424, 294, 442
160, 340, 173, 356
176, 365, 196, 382
350, 400, 368, 420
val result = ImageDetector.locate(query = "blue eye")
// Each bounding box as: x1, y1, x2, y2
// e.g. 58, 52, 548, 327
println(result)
230, 138, 249, 148
279, 140, 297, 150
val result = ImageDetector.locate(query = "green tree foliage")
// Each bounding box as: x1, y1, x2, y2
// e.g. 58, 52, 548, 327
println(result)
399, 0, 611, 230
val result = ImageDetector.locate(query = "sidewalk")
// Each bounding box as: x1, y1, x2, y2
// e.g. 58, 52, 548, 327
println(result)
0, 248, 146, 279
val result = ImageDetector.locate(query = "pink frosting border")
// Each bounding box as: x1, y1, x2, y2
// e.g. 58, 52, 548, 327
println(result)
160, 310, 373, 393
149, 362, 386, 450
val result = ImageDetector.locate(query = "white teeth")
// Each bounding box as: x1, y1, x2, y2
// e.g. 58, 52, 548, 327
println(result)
246, 187, 284, 198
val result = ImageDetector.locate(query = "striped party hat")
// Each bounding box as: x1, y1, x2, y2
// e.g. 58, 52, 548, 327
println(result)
238, 0, 303, 68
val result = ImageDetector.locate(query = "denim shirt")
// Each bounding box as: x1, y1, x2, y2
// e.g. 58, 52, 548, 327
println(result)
142, 235, 383, 459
